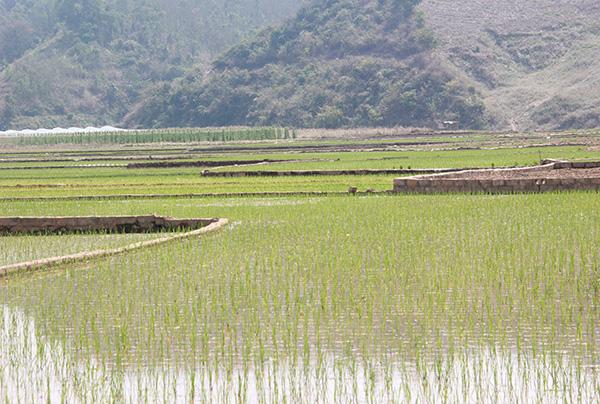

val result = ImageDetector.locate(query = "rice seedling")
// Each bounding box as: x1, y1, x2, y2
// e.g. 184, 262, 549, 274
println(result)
0, 232, 166, 267
209, 146, 600, 172
0, 176, 394, 198
2, 143, 600, 201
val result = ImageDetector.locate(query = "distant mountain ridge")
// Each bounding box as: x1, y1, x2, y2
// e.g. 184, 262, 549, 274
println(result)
129, 0, 600, 130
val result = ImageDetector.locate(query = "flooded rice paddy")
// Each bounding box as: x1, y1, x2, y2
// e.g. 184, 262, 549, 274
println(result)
0, 233, 165, 267
0, 194, 598, 402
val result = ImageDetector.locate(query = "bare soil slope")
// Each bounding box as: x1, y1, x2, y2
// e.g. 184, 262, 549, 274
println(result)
420, 0, 600, 130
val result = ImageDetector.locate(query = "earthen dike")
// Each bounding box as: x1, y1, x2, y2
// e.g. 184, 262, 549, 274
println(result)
0, 216, 228, 277
0, 215, 219, 235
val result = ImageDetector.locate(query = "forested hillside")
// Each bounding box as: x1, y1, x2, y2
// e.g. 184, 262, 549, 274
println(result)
0, 0, 303, 130
126, 0, 487, 129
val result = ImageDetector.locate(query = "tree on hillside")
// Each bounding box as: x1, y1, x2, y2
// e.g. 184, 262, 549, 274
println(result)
0, 0, 307, 129
0, 21, 36, 64
56, 0, 117, 43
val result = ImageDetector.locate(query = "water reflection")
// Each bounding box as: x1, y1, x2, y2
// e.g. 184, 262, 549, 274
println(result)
2, 306, 598, 403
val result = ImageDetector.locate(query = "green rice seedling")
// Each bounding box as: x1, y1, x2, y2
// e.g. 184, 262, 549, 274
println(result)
0, 231, 166, 267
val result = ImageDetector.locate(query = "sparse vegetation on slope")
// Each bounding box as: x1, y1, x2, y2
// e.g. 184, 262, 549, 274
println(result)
419, 0, 600, 130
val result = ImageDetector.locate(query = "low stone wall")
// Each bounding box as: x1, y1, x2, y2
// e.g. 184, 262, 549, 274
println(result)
0, 215, 219, 235
394, 176, 600, 194
202, 168, 462, 177
552, 161, 600, 169
393, 162, 600, 194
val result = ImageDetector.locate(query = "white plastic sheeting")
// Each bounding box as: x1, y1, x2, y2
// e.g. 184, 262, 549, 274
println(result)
0, 126, 127, 136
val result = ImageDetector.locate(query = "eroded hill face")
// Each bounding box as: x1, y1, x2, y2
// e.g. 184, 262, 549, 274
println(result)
420, 0, 600, 130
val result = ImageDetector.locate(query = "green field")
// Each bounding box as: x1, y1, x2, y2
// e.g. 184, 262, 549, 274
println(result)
0, 130, 599, 402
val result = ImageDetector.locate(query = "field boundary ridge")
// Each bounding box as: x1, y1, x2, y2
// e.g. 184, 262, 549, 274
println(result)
0, 215, 219, 235
0, 218, 228, 278
201, 168, 464, 177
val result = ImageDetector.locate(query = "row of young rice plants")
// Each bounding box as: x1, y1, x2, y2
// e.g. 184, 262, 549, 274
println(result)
1, 146, 599, 182
0, 177, 393, 198
0, 167, 205, 185
4, 144, 600, 175
0, 193, 598, 402
0, 127, 294, 146
0, 148, 339, 167
0, 155, 280, 168
0, 161, 129, 169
